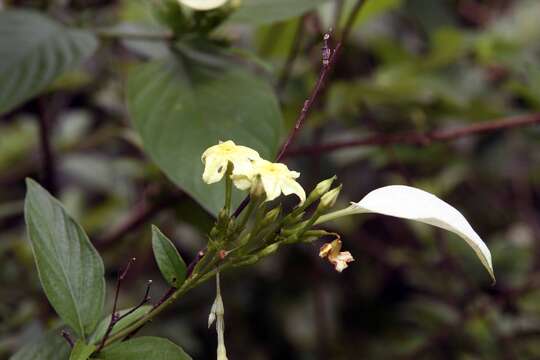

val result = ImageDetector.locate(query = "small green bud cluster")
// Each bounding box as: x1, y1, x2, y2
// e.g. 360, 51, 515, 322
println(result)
201, 175, 343, 273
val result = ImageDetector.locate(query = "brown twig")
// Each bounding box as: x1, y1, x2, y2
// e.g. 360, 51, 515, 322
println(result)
286, 113, 540, 157
60, 330, 75, 348
120, 282, 171, 342
96, 258, 136, 352
186, 250, 206, 278
117, 280, 152, 321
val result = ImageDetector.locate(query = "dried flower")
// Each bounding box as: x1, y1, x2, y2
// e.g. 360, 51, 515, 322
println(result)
319, 239, 354, 272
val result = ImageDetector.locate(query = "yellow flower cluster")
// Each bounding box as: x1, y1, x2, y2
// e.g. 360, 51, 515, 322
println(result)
201, 141, 306, 204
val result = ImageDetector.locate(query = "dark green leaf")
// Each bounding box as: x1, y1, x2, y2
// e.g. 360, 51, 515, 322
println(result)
100, 337, 192, 360
24, 179, 105, 337
10, 328, 70, 360
0, 10, 97, 115
69, 341, 95, 360
127, 55, 282, 214
229, 0, 330, 24
89, 305, 152, 343
152, 225, 187, 287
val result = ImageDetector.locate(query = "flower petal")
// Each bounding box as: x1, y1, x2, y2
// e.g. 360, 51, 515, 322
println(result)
179, 0, 229, 11
261, 173, 281, 202
351, 185, 494, 282
231, 174, 252, 191
280, 177, 306, 204
202, 157, 227, 184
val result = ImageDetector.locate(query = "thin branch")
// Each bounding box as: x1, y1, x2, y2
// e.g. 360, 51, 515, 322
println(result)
60, 330, 75, 348
121, 284, 176, 342
96, 258, 136, 352
286, 113, 540, 157
153, 286, 177, 310
117, 280, 153, 323
276, 0, 368, 161
275, 35, 341, 162
187, 250, 206, 278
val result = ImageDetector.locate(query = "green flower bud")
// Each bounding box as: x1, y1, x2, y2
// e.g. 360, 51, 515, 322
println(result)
258, 243, 280, 257
233, 255, 259, 267
261, 206, 281, 226
283, 211, 305, 226
300, 230, 333, 243
280, 220, 309, 236
318, 185, 342, 210
305, 176, 337, 205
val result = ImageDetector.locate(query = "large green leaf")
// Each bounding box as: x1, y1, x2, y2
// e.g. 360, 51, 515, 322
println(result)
100, 337, 192, 359
24, 179, 105, 337
127, 55, 282, 214
0, 10, 97, 115
229, 0, 330, 24
152, 225, 187, 287
10, 328, 70, 360
89, 305, 152, 343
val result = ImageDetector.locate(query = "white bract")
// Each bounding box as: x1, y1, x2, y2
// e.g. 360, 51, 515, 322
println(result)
201, 140, 260, 185
317, 185, 494, 282
178, 0, 229, 10
233, 159, 306, 204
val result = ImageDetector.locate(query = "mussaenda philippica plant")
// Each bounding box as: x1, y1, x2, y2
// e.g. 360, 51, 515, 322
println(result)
23, 139, 494, 359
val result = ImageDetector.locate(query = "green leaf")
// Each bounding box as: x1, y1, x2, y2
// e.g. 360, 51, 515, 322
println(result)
152, 225, 187, 287
24, 179, 105, 337
353, 0, 403, 26
89, 305, 152, 343
229, 0, 330, 24
0, 10, 97, 115
100, 337, 192, 360
127, 55, 282, 214
69, 341, 96, 360
10, 328, 71, 360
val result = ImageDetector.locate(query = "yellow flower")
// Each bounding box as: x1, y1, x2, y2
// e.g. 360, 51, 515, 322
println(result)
319, 239, 354, 272
178, 0, 229, 11
233, 159, 306, 204
201, 140, 260, 185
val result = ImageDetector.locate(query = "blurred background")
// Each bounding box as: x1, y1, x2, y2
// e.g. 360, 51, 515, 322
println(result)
2, 0, 540, 359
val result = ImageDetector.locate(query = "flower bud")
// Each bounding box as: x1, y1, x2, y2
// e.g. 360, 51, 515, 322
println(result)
318, 185, 342, 210
261, 206, 281, 227
233, 255, 259, 267
300, 230, 332, 243
258, 243, 280, 257
305, 176, 337, 205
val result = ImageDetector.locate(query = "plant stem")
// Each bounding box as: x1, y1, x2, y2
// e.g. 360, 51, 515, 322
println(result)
224, 167, 233, 216
102, 276, 196, 347
314, 206, 364, 225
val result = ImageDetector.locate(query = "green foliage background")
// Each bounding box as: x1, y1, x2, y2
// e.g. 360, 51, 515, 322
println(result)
1, 0, 540, 358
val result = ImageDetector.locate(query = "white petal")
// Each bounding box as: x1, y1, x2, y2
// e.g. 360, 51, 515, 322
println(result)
208, 299, 217, 328
179, 0, 229, 10
280, 178, 306, 204
261, 174, 281, 202
352, 185, 494, 282
231, 174, 252, 191
202, 157, 227, 184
